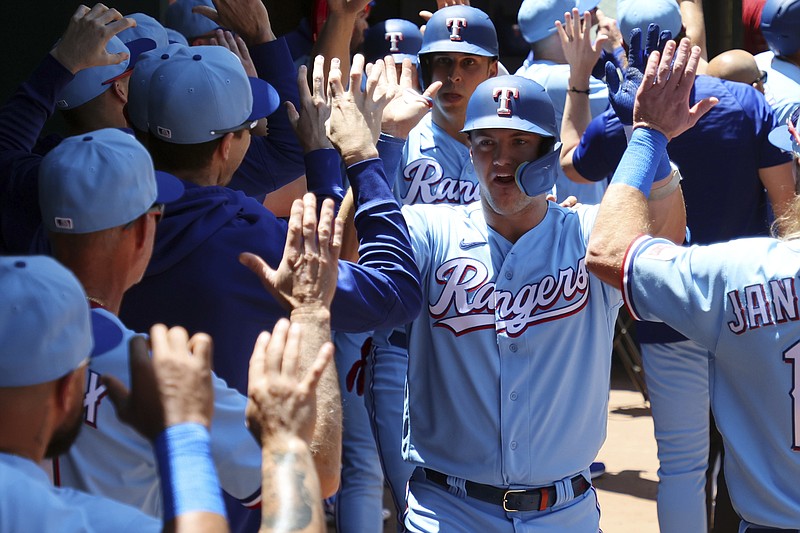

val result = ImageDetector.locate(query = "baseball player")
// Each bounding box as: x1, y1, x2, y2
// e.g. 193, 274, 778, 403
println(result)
0, 256, 227, 533
756, 0, 800, 125
559, 14, 796, 530
396, 43, 685, 528
586, 37, 800, 532
364, 6, 499, 522
34, 128, 265, 518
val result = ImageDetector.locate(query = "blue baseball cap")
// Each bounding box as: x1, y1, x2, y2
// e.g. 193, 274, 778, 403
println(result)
618, 0, 683, 44
39, 129, 184, 233
0, 256, 92, 387
363, 19, 423, 65
518, 0, 574, 44
118, 13, 170, 49
166, 28, 190, 46
769, 105, 800, 156
127, 44, 192, 132
165, 0, 219, 41
577, 0, 602, 12
56, 35, 157, 110
147, 46, 280, 144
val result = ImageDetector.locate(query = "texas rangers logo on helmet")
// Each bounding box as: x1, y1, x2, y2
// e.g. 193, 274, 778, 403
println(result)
493, 87, 519, 116
385, 31, 404, 52
446, 17, 468, 41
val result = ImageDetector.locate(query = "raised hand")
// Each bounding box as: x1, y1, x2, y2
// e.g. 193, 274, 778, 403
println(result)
192, 0, 275, 46
103, 326, 215, 441
50, 3, 135, 74
287, 56, 333, 152
379, 56, 442, 139
556, 9, 609, 83
606, 24, 672, 125
240, 194, 343, 312
245, 319, 333, 446
326, 54, 392, 166
633, 38, 718, 140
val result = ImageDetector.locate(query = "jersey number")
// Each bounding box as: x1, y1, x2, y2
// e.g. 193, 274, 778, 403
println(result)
783, 342, 800, 450
83, 370, 107, 428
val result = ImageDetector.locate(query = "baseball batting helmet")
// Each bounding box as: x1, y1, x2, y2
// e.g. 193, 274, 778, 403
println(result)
462, 75, 562, 197
761, 0, 800, 57
417, 5, 498, 88
363, 19, 422, 65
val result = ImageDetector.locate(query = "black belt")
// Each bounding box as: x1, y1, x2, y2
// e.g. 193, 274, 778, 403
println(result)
423, 468, 591, 512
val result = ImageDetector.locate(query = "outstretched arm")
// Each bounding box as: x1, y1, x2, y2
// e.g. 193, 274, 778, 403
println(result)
103, 326, 228, 533
587, 38, 717, 288
248, 320, 332, 533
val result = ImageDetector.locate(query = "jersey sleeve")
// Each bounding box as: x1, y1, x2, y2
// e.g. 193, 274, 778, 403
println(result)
727, 79, 792, 169
622, 235, 726, 351
227, 38, 305, 198
329, 158, 423, 332
208, 374, 262, 509
572, 110, 627, 182
0, 54, 73, 253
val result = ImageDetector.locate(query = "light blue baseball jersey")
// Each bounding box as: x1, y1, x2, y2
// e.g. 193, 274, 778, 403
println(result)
623, 235, 800, 529
395, 113, 480, 205
402, 201, 622, 486
56, 308, 262, 515
515, 60, 609, 204
1, 452, 159, 532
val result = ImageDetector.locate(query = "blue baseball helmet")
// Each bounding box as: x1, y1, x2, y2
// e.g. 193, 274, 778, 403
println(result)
363, 19, 422, 65
761, 0, 800, 57
462, 75, 562, 197
419, 5, 498, 57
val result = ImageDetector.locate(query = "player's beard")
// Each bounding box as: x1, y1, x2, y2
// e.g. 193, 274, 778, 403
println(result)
45, 404, 84, 459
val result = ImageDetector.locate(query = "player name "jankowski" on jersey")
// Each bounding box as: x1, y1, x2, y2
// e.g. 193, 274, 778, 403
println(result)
430, 257, 590, 337
727, 277, 798, 334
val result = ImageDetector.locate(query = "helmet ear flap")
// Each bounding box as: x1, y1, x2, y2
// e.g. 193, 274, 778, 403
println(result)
514, 141, 562, 197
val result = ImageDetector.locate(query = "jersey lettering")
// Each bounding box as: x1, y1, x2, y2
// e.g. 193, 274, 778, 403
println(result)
83, 370, 107, 428
401, 158, 480, 204
727, 277, 797, 334
385, 31, 404, 53
429, 257, 590, 337
782, 341, 800, 450
446, 18, 467, 41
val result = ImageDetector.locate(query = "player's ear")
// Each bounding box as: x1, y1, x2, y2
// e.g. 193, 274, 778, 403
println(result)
54, 367, 85, 414
488, 59, 499, 79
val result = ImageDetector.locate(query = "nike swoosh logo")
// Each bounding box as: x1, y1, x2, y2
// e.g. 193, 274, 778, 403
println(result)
459, 239, 486, 250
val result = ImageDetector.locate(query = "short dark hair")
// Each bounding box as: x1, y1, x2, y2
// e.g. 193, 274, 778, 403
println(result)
146, 133, 224, 174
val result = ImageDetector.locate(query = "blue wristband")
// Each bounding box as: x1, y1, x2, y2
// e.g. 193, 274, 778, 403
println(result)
654, 151, 672, 183
155, 423, 226, 521
610, 127, 669, 197
612, 46, 626, 67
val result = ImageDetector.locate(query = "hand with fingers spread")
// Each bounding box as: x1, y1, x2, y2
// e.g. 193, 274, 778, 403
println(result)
379, 56, 442, 140
240, 193, 343, 312
633, 38, 718, 140
287, 56, 333, 153
192, 0, 275, 46
102, 325, 215, 441
245, 320, 333, 446
556, 9, 609, 89
606, 24, 673, 125
595, 9, 624, 57
209, 29, 257, 77
326, 54, 392, 166
50, 3, 136, 74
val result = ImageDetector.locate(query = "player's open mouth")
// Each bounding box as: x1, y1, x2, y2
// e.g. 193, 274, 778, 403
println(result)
494, 174, 515, 184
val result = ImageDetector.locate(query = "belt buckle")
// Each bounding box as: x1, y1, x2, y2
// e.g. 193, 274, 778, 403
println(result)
502, 489, 526, 512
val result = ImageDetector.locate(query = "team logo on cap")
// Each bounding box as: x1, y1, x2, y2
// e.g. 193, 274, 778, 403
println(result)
54, 217, 74, 230
493, 87, 519, 116
157, 126, 173, 139
385, 31, 404, 53
446, 18, 468, 41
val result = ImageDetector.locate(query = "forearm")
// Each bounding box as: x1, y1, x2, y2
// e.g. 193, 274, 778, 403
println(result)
259, 434, 325, 533
587, 128, 668, 287
289, 306, 341, 498
310, 12, 356, 85
680, 0, 708, 61
304, 149, 345, 207
560, 76, 596, 184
